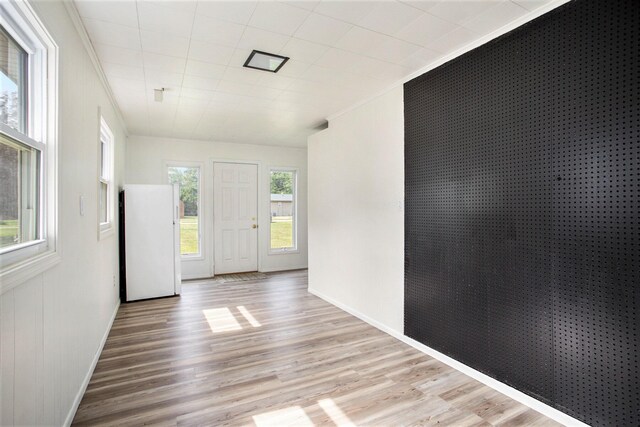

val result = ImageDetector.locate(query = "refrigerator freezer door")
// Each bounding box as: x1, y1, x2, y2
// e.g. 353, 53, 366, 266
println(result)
173, 184, 182, 295
124, 185, 176, 301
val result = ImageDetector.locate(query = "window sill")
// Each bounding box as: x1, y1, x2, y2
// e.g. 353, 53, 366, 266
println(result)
99, 225, 115, 241
1, 249, 61, 295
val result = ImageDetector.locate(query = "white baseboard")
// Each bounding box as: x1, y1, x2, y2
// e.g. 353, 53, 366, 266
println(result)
308, 287, 588, 427
63, 300, 120, 427
258, 265, 308, 273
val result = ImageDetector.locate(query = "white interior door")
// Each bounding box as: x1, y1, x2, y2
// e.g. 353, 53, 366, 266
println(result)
213, 163, 258, 274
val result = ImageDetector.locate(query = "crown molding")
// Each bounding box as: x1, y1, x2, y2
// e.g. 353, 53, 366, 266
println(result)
61, 0, 129, 136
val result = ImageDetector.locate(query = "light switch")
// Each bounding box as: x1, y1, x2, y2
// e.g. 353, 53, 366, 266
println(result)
79, 195, 85, 216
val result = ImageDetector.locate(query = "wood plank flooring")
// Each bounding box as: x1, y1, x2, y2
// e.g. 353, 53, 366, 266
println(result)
73, 270, 559, 426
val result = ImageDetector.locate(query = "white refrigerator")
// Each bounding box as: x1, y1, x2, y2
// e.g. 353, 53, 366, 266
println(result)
122, 184, 181, 301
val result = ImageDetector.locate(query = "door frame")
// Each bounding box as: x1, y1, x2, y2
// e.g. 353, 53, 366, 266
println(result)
211, 159, 262, 276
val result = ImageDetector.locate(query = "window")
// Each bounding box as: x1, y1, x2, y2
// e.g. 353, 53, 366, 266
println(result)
98, 118, 114, 234
270, 169, 297, 252
0, 0, 58, 288
168, 165, 201, 257
0, 26, 27, 132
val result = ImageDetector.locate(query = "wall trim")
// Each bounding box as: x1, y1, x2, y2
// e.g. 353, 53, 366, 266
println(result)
61, 0, 129, 136
326, 0, 571, 123
63, 300, 120, 427
308, 287, 588, 427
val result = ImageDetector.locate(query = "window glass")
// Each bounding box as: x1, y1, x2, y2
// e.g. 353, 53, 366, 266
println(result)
168, 166, 200, 256
98, 120, 113, 228
0, 134, 40, 250
270, 170, 296, 250
0, 27, 27, 132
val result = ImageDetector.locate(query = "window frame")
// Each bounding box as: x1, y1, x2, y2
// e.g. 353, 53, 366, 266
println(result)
0, 0, 59, 293
98, 116, 114, 238
268, 167, 298, 255
165, 161, 203, 260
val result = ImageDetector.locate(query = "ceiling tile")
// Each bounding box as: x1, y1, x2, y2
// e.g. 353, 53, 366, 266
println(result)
188, 40, 235, 65
315, 48, 365, 70
222, 67, 264, 85
248, 2, 311, 36
281, 0, 320, 11
427, 0, 501, 25
75, 1, 138, 27
108, 76, 147, 93
463, 1, 529, 34
141, 0, 197, 15
143, 52, 187, 74
400, 47, 442, 70
294, 13, 352, 45
84, 18, 142, 50
400, 1, 441, 12
276, 58, 312, 77
216, 80, 254, 97
279, 37, 329, 64
236, 27, 291, 53
229, 49, 255, 68
358, 2, 423, 36
191, 15, 246, 47
102, 62, 146, 81
140, 31, 190, 58
144, 70, 184, 88
395, 12, 459, 46
511, 0, 552, 11
94, 43, 144, 68
196, 1, 257, 25
137, 1, 195, 38
184, 60, 227, 80
348, 53, 409, 80
313, 0, 378, 24
424, 26, 478, 52
182, 74, 220, 91
255, 73, 297, 90
336, 26, 389, 53
247, 85, 283, 100
368, 36, 422, 63
180, 87, 217, 101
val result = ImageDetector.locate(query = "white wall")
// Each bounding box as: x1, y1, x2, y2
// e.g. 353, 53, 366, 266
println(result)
0, 1, 126, 425
126, 135, 308, 277
308, 87, 404, 332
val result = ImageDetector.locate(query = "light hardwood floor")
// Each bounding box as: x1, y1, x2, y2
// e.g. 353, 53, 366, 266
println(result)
73, 270, 559, 426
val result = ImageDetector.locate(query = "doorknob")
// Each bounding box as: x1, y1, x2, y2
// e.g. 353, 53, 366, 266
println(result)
252, 224, 258, 229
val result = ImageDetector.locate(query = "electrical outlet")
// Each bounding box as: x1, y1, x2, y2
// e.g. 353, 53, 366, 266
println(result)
113, 275, 116, 287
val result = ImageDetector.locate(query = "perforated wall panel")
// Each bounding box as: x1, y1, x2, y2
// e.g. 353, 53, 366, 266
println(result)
404, 1, 639, 425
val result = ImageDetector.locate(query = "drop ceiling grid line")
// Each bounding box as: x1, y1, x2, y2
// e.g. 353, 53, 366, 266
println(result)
189, 0, 260, 141
133, 0, 151, 136
168, 0, 206, 140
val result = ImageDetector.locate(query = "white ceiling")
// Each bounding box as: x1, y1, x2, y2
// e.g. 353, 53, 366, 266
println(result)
75, 0, 552, 147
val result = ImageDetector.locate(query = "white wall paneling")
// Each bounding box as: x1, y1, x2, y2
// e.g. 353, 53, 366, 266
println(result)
0, 1, 127, 425
308, 86, 405, 332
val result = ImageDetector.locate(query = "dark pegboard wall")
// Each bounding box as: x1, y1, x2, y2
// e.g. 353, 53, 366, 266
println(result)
404, 0, 639, 426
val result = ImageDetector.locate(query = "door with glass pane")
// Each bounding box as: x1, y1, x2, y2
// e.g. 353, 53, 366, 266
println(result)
167, 164, 209, 279
213, 162, 258, 274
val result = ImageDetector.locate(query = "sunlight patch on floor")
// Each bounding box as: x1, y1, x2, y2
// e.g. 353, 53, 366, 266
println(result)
318, 398, 356, 427
237, 305, 261, 327
252, 406, 313, 427
203, 308, 242, 333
